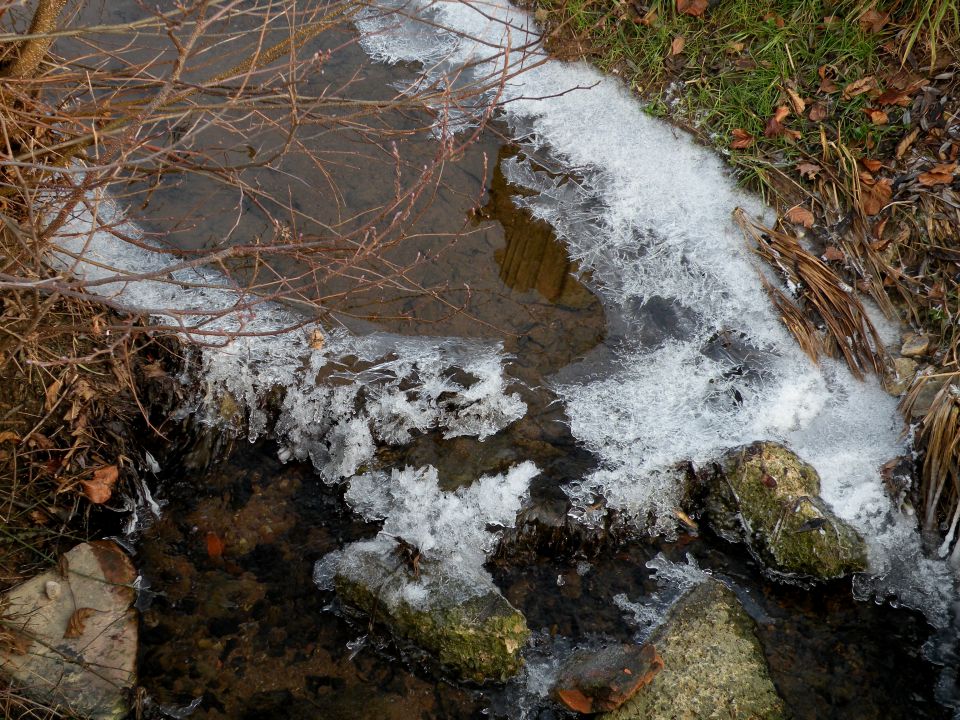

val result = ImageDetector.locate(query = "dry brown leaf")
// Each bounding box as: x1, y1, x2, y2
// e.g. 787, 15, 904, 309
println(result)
44, 378, 63, 413
784, 87, 805, 115
861, 158, 883, 172
764, 106, 801, 140
730, 128, 755, 149
726, 41, 745, 54
670, 35, 686, 56
862, 178, 892, 215
859, 170, 876, 184
918, 162, 958, 186
823, 246, 846, 262
872, 217, 888, 240
896, 127, 921, 159
676, 0, 707, 16
309, 329, 325, 350
785, 206, 815, 227
843, 75, 877, 100
797, 161, 821, 179
818, 66, 838, 93
0, 431, 19, 444
206, 532, 225, 559
637, 8, 658, 25
140, 362, 167, 379
876, 88, 912, 107
763, 12, 785, 27
81, 465, 118, 505
858, 8, 889, 33
808, 101, 829, 122
63, 608, 97, 639
864, 107, 888, 125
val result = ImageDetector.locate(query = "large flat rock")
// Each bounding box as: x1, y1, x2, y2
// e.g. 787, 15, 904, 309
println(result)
0, 541, 138, 719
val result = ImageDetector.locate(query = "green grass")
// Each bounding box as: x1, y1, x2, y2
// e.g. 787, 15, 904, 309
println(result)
536, 0, 908, 197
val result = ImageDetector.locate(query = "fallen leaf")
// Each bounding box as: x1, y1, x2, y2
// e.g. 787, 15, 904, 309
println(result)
918, 162, 957, 186
808, 102, 829, 121
858, 8, 889, 33
861, 178, 892, 215
863, 107, 888, 125
843, 75, 877, 100
763, 12, 785, 27
637, 7, 658, 25
725, 41, 745, 54
140, 362, 167, 379
823, 246, 846, 262
872, 217, 888, 240
785, 87, 806, 115
0, 431, 19, 444
206, 531, 225, 559
63, 608, 97, 639
876, 88, 912, 107
818, 66, 838, 93
896, 127, 921, 158
764, 106, 801, 140
309, 329, 325, 350
861, 158, 883, 172
81, 465, 118, 504
730, 128, 755, 149
785, 205, 815, 227
44, 378, 63, 412
676, 0, 707, 16
796, 161, 821, 179
670, 35, 685, 56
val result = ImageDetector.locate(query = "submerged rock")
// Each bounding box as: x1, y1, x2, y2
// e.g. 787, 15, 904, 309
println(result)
602, 579, 785, 720
330, 537, 529, 682
554, 642, 663, 713
0, 541, 138, 720
697, 442, 867, 581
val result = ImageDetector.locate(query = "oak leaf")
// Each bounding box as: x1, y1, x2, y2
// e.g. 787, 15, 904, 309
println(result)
861, 178, 892, 215
808, 102, 829, 121
861, 158, 883, 172
863, 107, 888, 125
81, 465, 118, 504
730, 128, 755, 149
918, 162, 957, 186
785, 206, 815, 227
676, 0, 707, 16
843, 75, 877, 100
876, 88, 912, 107
858, 8, 889, 33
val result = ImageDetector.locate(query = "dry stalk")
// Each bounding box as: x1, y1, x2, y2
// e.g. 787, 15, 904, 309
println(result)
735, 208, 888, 380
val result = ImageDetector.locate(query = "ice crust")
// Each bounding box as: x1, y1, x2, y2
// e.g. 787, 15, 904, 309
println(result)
354, 0, 955, 621
54, 190, 526, 482
321, 462, 539, 607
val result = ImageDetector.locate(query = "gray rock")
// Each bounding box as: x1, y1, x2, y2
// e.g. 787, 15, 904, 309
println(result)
900, 333, 931, 358
0, 541, 138, 720
331, 537, 529, 682
601, 578, 785, 720
697, 442, 867, 582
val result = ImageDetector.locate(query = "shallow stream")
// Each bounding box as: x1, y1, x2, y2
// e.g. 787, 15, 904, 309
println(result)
57, 0, 960, 717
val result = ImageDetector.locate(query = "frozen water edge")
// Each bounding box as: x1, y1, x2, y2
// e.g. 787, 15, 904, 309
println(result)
356, 0, 956, 624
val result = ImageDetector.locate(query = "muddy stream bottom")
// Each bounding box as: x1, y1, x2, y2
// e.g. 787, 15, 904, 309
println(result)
135, 438, 948, 720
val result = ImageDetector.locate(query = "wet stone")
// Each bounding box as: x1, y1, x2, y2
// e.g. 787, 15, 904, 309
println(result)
331, 536, 530, 683
696, 442, 867, 582
901, 333, 931, 358
883, 356, 918, 397
0, 541, 138, 720
601, 578, 785, 720
554, 643, 663, 713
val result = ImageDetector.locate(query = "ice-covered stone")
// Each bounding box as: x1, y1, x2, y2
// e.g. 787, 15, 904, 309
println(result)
331, 537, 529, 681
0, 542, 138, 720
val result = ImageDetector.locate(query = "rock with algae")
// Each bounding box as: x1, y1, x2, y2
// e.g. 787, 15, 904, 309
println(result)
331, 537, 530, 682
697, 441, 868, 582
0, 541, 138, 720
602, 578, 785, 720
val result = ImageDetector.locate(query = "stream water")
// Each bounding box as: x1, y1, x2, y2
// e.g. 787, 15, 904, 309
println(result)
53, 0, 960, 717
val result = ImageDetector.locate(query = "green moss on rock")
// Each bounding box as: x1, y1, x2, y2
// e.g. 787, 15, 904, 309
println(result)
700, 441, 867, 581
334, 541, 529, 682
602, 579, 785, 720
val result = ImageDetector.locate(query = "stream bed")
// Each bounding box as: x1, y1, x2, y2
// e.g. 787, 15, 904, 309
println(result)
54, 0, 960, 717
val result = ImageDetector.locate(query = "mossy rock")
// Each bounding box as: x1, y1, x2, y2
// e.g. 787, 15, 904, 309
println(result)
333, 539, 529, 682
699, 441, 867, 582
602, 578, 785, 720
